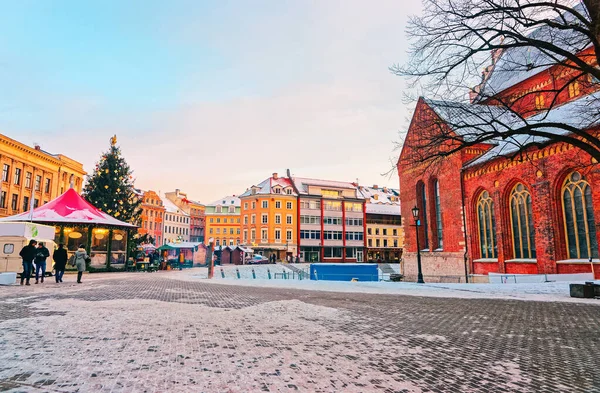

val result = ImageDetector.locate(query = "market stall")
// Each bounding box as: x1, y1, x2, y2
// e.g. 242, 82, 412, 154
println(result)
0, 188, 136, 270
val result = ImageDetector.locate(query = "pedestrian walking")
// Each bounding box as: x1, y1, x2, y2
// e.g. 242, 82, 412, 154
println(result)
34, 242, 50, 284
73, 245, 89, 284
53, 244, 68, 283
19, 240, 37, 286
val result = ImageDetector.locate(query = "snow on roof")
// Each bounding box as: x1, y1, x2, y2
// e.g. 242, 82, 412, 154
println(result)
466, 90, 600, 167
366, 204, 401, 215
162, 196, 190, 215
207, 195, 241, 207
423, 98, 519, 140
292, 177, 359, 196
358, 186, 400, 205
239, 176, 296, 197
478, 4, 590, 98
0, 188, 136, 227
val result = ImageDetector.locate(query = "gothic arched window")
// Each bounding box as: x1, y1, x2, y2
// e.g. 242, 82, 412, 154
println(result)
477, 191, 497, 259
433, 180, 443, 250
417, 181, 429, 250
562, 172, 599, 259
509, 183, 536, 259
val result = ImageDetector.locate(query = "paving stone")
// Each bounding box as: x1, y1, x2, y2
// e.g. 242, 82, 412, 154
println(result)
0, 273, 598, 392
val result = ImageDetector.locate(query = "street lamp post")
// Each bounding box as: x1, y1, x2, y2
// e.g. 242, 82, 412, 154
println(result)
412, 206, 425, 284
207, 237, 215, 279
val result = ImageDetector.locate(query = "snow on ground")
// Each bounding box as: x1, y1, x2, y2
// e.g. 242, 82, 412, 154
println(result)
180, 268, 600, 304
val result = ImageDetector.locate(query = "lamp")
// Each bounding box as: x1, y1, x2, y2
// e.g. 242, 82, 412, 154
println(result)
412, 205, 425, 284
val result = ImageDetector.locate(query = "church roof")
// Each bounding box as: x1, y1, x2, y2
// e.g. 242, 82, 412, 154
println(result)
476, 3, 590, 98
0, 188, 136, 227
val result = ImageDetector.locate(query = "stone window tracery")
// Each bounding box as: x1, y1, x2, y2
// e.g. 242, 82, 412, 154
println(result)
561, 171, 598, 259
477, 191, 497, 259
509, 183, 536, 259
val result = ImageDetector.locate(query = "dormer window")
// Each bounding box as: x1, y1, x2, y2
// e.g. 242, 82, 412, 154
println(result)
535, 94, 545, 110
251, 189, 257, 195
229, 206, 235, 213
286, 188, 293, 195
274, 187, 281, 194
568, 81, 580, 98
216, 205, 222, 213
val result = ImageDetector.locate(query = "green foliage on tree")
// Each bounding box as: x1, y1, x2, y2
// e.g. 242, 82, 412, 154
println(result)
83, 137, 141, 225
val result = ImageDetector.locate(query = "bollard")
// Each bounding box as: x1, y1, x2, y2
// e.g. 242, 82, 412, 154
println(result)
267, 268, 271, 280
236, 268, 241, 279
252, 268, 256, 279
220, 268, 225, 278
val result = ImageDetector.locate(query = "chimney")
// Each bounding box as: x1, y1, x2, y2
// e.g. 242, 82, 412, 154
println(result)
175, 189, 180, 196
383, 187, 388, 193
272, 173, 278, 180
34, 144, 41, 151
373, 185, 378, 189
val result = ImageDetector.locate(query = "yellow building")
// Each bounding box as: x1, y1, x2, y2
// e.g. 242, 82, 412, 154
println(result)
358, 185, 404, 263
239, 173, 298, 261
0, 134, 86, 217
205, 195, 241, 247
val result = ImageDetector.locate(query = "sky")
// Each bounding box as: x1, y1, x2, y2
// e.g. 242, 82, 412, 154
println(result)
0, 0, 422, 203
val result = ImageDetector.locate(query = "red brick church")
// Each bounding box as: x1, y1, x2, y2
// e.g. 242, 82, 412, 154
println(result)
398, 26, 600, 281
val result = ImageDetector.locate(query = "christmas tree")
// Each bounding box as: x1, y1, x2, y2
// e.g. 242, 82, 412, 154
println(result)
83, 135, 142, 224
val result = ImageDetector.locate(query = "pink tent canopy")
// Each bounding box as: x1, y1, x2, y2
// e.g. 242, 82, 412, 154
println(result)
0, 188, 136, 227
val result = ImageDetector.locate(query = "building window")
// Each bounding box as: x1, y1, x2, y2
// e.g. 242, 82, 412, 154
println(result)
322, 190, 340, 198
261, 229, 268, 241
243, 230, 248, 242
216, 218, 221, 223
376, 239, 380, 247
286, 201, 293, 210
383, 228, 387, 236
286, 230, 292, 241
244, 202, 248, 210
393, 239, 398, 247
300, 230, 321, 239
244, 216, 248, 224
11, 194, 18, 210
393, 229, 398, 236
300, 200, 320, 210
324, 201, 341, 211
568, 81, 580, 98
25, 172, 32, 188
417, 181, 430, 250
344, 202, 362, 212
286, 215, 293, 225
367, 228, 372, 235
535, 94, 545, 109
323, 216, 342, 225
286, 189, 293, 195
44, 178, 51, 194
209, 218, 213, 223
262, 200, 268, 209
477, 191, 498, 259
252, 201, 256, 209
323, 247, 343, 258
433, 180, 443, 249
34, 199, 39, 208
216, 206, 222, 213
368, 239, 372, 247
375, 228, 379, 235
14, 168, 21, 185
562, 172, 598, 259
346, 218, 363, 226
261, 214, 268, 224
1, 165, 9, 182
383, 239, 388, 247
275, 229, 281, 240
251, 229, 256, 242
35, 175, 41, 191
274, 188, 281, 194
229, 206, 235, 213
275, 201, 281, 209
0, 191, 5, 208
216, 228, 220, 234
251, 214, 256, 224
509, 183, 536, 259
275, 214, 281, 224
23, 196, 29, 212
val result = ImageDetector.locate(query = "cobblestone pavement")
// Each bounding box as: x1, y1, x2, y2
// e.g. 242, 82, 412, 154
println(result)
0, 272, 599, 393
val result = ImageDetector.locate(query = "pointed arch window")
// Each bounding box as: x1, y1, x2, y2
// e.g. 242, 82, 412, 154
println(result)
509, 183, 536, 259
416, 181, 429, 250
433, 180, 443, 249
477, 191, 497, 259
562, 172, 598, 259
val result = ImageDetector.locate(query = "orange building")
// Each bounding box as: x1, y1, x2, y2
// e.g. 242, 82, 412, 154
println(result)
136, 190, 165, 245
240, 173, 298, 261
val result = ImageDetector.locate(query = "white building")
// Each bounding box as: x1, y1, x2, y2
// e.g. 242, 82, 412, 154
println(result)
162, 196, 190, 244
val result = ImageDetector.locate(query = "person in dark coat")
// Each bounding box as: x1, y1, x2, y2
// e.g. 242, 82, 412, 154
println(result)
19, 239, 37, 286
53, 244, 68, 283
34, 242, 50, 284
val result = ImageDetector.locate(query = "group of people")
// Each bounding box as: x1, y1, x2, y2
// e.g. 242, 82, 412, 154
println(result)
18, 240, 89, 285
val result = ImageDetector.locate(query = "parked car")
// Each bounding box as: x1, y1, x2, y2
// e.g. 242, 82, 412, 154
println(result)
247, 255, 270, 265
